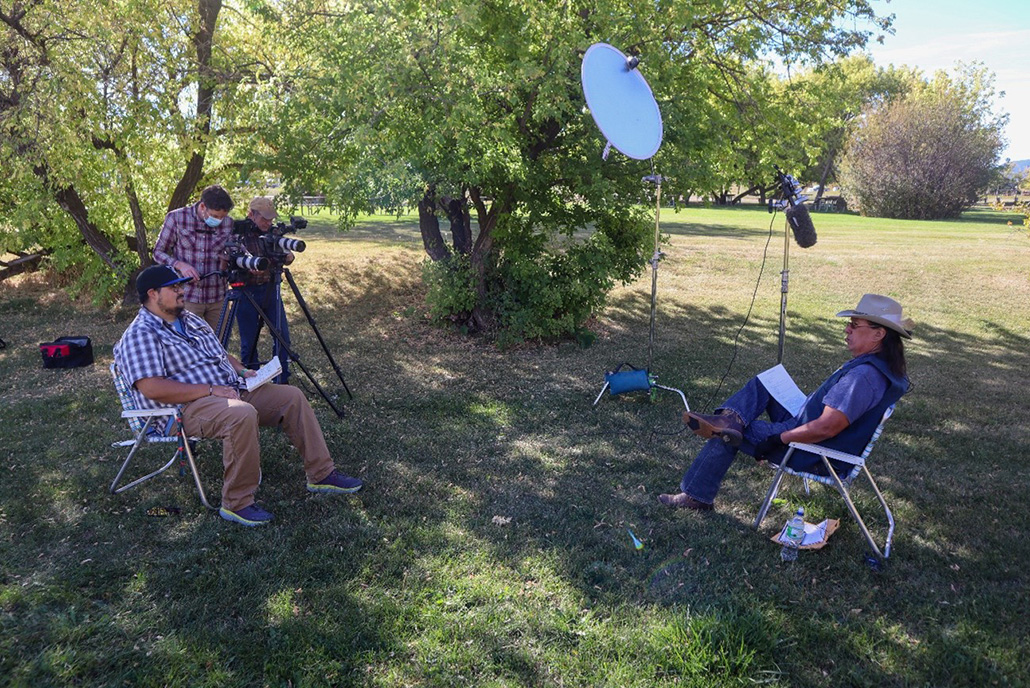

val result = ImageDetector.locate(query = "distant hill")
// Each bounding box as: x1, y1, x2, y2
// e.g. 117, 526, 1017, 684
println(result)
1006, 159, 1029, 177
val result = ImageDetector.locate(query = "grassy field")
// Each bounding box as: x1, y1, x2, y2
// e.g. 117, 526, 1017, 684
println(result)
0, 205, 1028, 687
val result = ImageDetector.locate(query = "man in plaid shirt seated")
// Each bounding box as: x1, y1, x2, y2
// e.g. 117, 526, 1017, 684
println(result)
114, 265, 364, 527
153, 185, 236, 331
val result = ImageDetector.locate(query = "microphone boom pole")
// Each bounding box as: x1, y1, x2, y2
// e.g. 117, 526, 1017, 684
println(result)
778, 215, 790, 365
769, 166, 817, 364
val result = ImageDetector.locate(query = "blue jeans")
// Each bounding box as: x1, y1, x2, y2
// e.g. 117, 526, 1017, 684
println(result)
679, 376, 799, 504
237, 283, 290, 383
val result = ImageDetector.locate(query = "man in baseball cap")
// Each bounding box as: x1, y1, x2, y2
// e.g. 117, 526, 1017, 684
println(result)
114, 261, 364, 527
136, 265, 192, 302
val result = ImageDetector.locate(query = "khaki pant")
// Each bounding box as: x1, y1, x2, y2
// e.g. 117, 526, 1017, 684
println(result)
184, 301, 224, 332
181, 384, 334, 511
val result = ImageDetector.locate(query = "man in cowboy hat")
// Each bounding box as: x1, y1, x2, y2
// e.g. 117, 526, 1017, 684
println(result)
658, 294, 912, 512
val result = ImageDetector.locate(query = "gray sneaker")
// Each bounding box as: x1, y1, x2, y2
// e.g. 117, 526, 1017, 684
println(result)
219, 503, 275, 526
307, 470, 363, 494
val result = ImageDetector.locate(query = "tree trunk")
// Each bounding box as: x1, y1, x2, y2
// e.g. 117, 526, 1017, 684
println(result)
814, 150, 835, 204
0, 252, 46, 282
51, 182, 119, 271
418, 187, 450, 261
441, 194, 472, 255
730, 184, 762, 204
125, 175, 150, 266
168, 153, 206, 213
468, 186, 513, 332
167, 0, 221, 212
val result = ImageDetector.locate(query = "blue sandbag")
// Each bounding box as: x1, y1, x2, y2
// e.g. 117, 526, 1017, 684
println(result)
606, 369, 651, 395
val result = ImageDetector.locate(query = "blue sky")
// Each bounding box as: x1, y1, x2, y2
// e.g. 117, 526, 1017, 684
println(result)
862, 0, 1029, 161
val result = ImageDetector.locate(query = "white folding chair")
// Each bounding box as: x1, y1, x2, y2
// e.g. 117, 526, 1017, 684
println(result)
109, 363, 216, 510
753, 405, 896, 564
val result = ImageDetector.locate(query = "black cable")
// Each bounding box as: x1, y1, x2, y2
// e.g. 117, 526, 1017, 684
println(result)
697, 210, 779, 413
640, 210, 778, 442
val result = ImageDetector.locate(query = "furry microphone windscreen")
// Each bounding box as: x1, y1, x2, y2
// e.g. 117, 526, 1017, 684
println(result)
785, 203, 817, 248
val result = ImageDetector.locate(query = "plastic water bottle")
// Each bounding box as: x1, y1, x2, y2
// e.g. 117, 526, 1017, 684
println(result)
780, 507, 805, 562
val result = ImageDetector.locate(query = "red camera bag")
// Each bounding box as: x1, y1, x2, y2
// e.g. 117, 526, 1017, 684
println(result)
39, 336, 94, 369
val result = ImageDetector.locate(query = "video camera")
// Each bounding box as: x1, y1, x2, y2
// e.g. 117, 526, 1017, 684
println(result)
264, 216, 307, 255
233, 216, 307, 255
224, 215, 308, 280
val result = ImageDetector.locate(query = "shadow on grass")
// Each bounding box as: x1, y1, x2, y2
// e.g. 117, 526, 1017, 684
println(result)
1, 237, 1028, 685
299, 268, 1028, 682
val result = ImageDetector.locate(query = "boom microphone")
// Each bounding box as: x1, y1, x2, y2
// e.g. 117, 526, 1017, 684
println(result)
785, 203, 817, 248
771, 166, 817, 248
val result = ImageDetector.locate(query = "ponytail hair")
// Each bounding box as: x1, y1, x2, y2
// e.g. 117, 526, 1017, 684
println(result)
877, 328, 907, 379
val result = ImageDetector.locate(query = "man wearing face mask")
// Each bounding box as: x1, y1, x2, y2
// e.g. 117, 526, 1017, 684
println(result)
233, 196, 294, 383
153, 185, 236, 330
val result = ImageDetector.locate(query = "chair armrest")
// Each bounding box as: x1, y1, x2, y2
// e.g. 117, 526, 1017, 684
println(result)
787, 442, 865, 466
121, 408, 177, 419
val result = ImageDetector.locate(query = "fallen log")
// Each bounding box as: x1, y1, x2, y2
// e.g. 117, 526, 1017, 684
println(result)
0, 251, 47, 281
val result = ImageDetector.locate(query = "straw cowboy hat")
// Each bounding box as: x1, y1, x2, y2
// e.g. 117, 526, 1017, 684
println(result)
836, 294, 913, 339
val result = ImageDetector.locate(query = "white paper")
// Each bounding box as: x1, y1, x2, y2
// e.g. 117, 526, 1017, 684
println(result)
756, 364, 807, 416
777, 519, 830, 546
244, 357, 282, 392
801, 520, 829, 546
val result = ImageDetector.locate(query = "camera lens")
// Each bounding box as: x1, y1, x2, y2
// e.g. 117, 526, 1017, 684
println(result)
276, 236, 305, 253
232, 255, 269, 271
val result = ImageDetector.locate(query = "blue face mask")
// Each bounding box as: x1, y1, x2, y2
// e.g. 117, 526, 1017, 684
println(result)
204, 215, 222, 228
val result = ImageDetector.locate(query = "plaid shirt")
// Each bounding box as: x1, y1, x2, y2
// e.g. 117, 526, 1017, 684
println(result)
113, 307, 240, 410
153, 203, 234, 304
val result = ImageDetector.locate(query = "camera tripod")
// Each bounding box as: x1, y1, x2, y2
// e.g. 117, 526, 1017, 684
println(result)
214, 266, 353, 418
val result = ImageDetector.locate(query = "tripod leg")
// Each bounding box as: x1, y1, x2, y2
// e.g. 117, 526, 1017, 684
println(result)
778, 220, 790, 365
265, 279, 291, 384
282, 268, 352, 399
236, 286, 346, 418
238, 282, 275, 372
217, 291, 240, 350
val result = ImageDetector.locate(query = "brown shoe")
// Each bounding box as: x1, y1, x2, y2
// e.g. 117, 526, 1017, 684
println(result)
682, 410, 744, 447
658, 492, 714, 511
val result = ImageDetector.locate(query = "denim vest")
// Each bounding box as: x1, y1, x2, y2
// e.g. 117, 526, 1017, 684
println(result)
785, 353, 909, 473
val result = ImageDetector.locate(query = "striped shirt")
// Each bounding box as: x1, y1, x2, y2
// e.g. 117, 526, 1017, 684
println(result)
153, 202, 234, 304
114, 307, 239, 410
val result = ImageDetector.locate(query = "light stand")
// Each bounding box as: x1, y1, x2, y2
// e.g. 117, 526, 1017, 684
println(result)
581, 43, 689, 412
645, 173, 664, 373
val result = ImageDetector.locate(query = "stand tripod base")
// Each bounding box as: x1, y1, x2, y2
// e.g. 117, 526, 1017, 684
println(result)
592, 364, 690, 411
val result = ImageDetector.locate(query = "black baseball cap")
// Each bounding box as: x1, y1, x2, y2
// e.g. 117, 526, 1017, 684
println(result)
137, 265, 191, 300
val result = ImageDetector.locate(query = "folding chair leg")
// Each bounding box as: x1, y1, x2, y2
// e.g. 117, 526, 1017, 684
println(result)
110, 416, 218, 511
178, 428, 217, 511
110, 416, 179, 494
861, 466, 894, 559
823, 457, 887, 563
753, 464, 789, 529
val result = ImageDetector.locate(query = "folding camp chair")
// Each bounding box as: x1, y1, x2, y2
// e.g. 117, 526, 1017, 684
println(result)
753, 404, 897, 565
109, 363, 216, 510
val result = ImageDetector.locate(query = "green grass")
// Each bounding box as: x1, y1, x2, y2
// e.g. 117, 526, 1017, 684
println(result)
1, 205, 1028, 686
